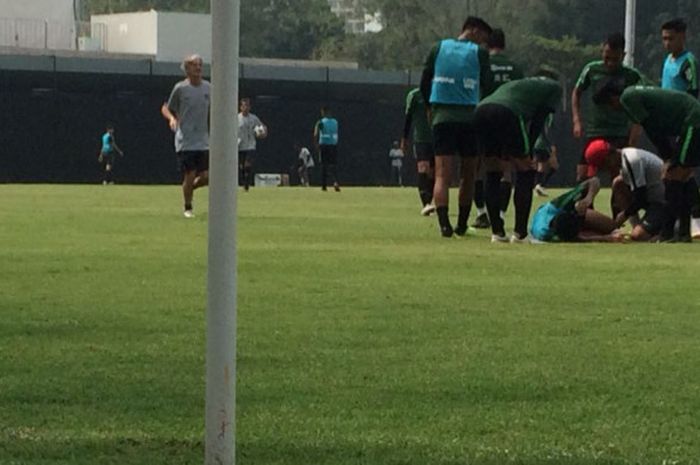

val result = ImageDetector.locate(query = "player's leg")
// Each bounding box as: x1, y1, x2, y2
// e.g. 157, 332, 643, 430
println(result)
243, 155, 254, 191
193, 151, 209, 189
454, 123, 479, 236
238, 151, 247, 188
432, 123, 459, 237
182, 169, 197, 218
471, 157, 490, 228
512, 157, 536, 242
415, 143, 436, 215
500, 167, 513, 221
104, 161, 113, 184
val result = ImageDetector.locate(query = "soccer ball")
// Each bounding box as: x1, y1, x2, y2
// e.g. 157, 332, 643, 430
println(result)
254, 125, 267, 139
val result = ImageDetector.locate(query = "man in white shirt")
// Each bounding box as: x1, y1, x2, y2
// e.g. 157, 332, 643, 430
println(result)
297, 144, 314, 186
388, 140, 405, 186
612, 147, 667, 241
238, 98, 267, 191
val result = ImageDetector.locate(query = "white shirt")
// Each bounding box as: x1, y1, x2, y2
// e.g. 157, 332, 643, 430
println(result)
238, 112, 263, 151
620, 148, 665, 204
389, 148, 404, 167
298, 147, 314, 168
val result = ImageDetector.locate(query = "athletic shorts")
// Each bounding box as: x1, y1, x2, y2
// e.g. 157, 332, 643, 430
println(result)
177, 150, 209, 174
239, 150, 256, 166
640, 202, 666, 236
100, 152, 115, 165
533, 148, 550, 163
432, 122, 478, 157
475, 104, 528, 158
670, 126, 700, 168
413, 142, 435, 163
579, 137, 627, 164
320, 145, 338, 165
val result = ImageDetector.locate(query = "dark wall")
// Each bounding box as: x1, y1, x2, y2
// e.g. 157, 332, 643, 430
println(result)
0, 69, 411, 186
1, 67, 585, 186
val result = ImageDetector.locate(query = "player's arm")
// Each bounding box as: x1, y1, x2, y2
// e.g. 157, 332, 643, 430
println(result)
478, 47, 493, 100
419, 43, 439, 112
313, 121, 321, 151
112, 138, 124, 157
571, 65, 591, 138
575, 176, 601, 213
161, 103, 178, 132
401, 93, 414, 152
681, 58, 699, 98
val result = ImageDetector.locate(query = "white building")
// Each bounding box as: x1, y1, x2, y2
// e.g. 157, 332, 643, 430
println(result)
91, 10, 211, 63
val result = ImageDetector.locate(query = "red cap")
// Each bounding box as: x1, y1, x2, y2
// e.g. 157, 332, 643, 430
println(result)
584, 139, 612, 177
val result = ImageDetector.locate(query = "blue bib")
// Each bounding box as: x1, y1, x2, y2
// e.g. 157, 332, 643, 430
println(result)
102, 133, 113, 153
429, 39, 481, 106
318, 117, 338, 146
530, 202, 561, 242
662, 51, 697, 92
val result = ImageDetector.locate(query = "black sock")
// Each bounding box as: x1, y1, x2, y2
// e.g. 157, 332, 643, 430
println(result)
185, 203, 193, 211
663, 180, 684, 239
105, 170, 112, 183
321, 164, 328, 189
456, 204, 471, 232
486, 171, 505, 235
543, 168, 557, 186
535, 171, 545, 186
499, 181, 512, 214
418, 173, 432, 206
474, 179, 485, 209
436, 206, 451, 229
514, 170, 536, 238
686, 177, 700, 219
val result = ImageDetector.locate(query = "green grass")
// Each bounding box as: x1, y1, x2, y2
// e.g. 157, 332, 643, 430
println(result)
1, 184, 699, 465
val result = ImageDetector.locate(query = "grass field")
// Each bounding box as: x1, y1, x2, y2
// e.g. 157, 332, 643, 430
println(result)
1, 184, 699, 465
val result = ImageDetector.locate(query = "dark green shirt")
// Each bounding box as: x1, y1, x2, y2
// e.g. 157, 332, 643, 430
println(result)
533, 114, 555, 154
483, 51, 524, 96
421, 40, 492, 126
620, 86, 700, 135
575, 61, 643, 138
404, 88, 433, 144
479, 77, 562, 120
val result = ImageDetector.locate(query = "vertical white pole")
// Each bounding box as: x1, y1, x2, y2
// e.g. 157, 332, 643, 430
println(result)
206, 0, 239, 464
624, 0, 636, 67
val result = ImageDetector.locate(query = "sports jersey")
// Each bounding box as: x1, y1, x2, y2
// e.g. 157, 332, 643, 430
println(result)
316, 117, 339, 146
530, 182, 588, 241
479, 77, 562, 120
421, 40, 491, 125
620, 148, 665, 204
298, 147, 314, 168
483, 52, 524, 96
574, 61, 642, 138
404, 88, 432, 144
620, 86, 700, 135
662, 50, 698, 96
533, 114, 554, 154
101, 133, 114, 153
238, 112, 263, 151
166, 79, 211, 152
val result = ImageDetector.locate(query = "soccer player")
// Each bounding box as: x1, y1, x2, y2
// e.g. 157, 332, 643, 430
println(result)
296, 143, 314, 187
401, 87, 436, 216
530, 177, 622, 243
660, 18, 700, 237
661, 18, 698, 97
572, 33, 643, 182
473, 28, 525, 229
533, 115, 559, 197
420, 16, 493, 237
161, 54, 210, 218
475, 75, 562, 243
238, 98, 267, 192
388, 140, 404, 186
611, 147, 666, 242
314, 106, 340, 192
98, 124, 123, 185
620, 86, 700, 242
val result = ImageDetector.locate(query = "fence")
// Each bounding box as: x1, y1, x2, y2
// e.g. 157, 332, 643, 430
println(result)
0, 18, 106, 52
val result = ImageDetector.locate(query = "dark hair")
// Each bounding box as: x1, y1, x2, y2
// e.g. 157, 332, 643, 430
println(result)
462, 16, 493, 35
488, 29, 505, 49
552, 211, 582, 242
662, 18, 687, 33
106, 123, 114, 130
321, 105, 330, 113
605, 33, 626, 51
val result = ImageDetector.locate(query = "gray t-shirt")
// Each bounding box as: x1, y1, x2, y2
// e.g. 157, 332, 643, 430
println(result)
621, 148, 665, 204
238, 112, 263, 151
167, 79, 211, 152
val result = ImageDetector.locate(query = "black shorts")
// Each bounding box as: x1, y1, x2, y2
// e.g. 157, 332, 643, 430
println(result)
100, 152, 115, 165
413, 142, 435, 163
177, 150, 209, 174
475, 104, 527, 158
320, 145, 338, 165
579, 137, 627, 164
533, 148, 550, 163
671, 126, 700, 168
239, 150, 256, 166
432, 122, 478, 157
640, 203, 666, 236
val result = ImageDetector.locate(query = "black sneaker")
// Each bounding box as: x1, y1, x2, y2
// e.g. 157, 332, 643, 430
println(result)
471, 212, 490, 229
454, 224, 468, 236
440, 225, 454, 238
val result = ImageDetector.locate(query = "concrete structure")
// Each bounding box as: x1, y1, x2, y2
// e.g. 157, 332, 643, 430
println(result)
91, 10, 211, 63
